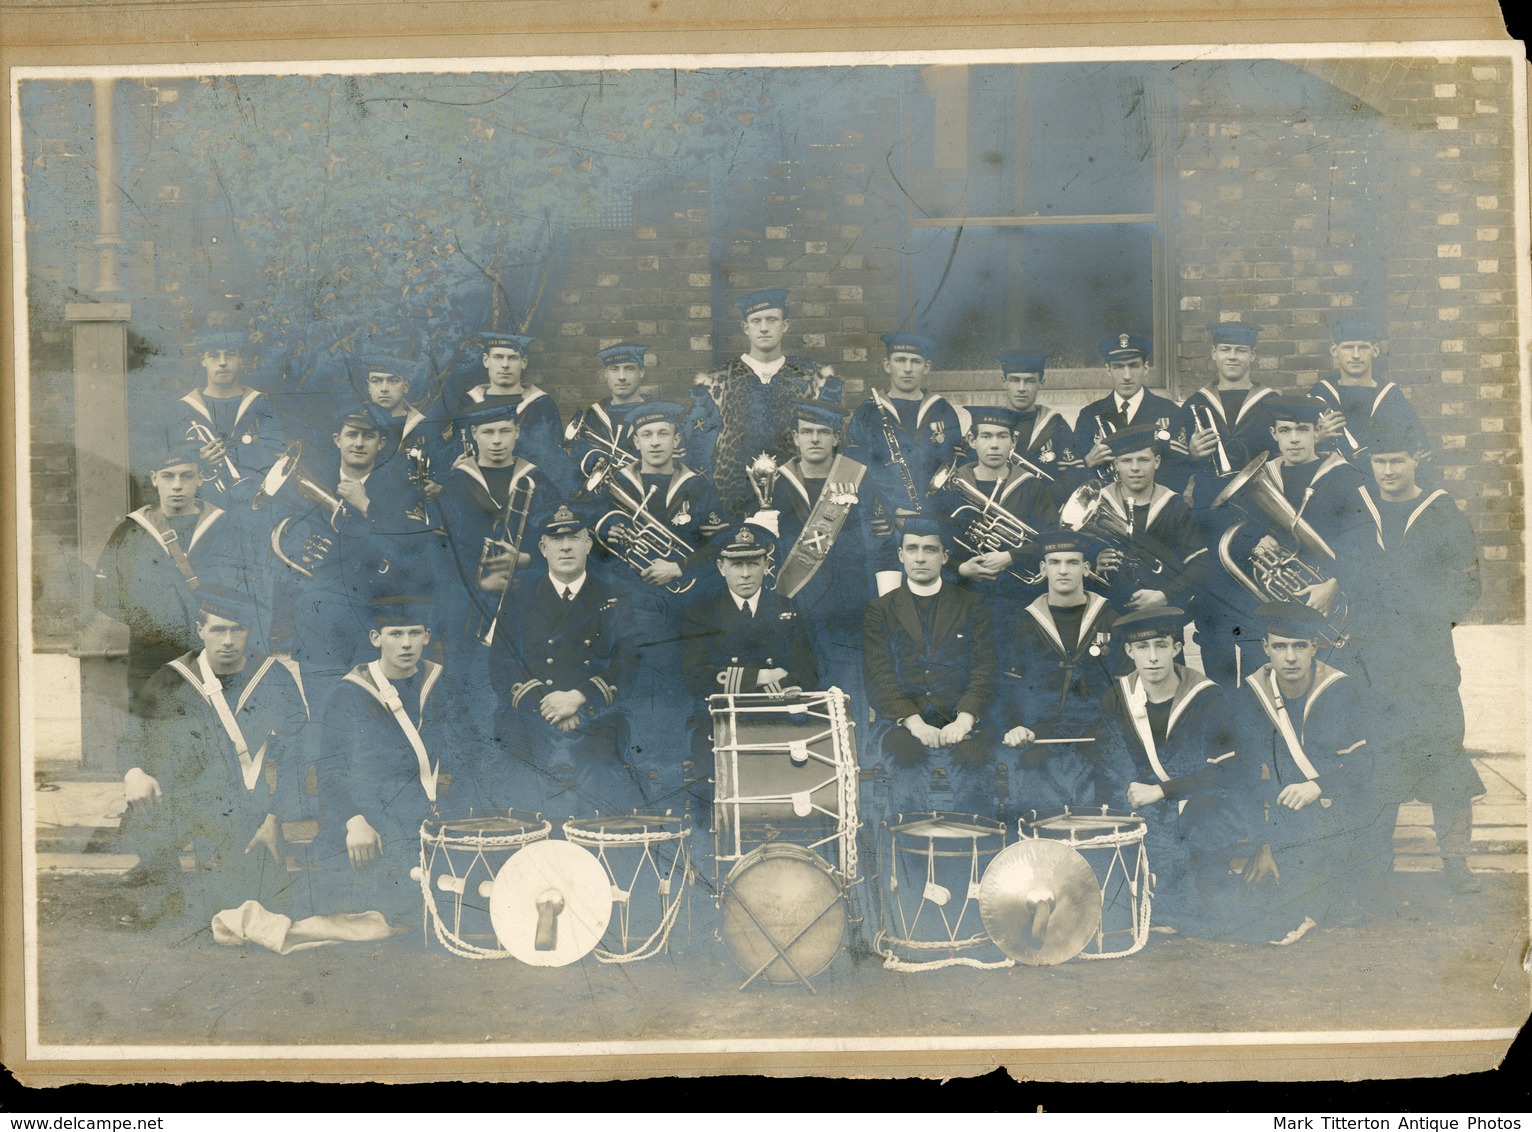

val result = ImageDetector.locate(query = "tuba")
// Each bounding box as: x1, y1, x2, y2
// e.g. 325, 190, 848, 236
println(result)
583, 458, 697, 594
927, 459, 1039, 584
251, 441, 389, 580
1210, 453, 1349, 644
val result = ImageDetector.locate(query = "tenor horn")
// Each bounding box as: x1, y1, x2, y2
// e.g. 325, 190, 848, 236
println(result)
928, 459, 1039, 584
565, 408, 637, 475
583, 458, 697, 594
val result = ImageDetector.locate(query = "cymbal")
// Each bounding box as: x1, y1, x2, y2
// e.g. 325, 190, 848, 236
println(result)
979, 840, 1102, 965
488, 840, 613, 967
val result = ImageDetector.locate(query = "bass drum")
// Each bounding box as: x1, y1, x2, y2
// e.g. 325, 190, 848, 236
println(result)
718, 843, 848, 990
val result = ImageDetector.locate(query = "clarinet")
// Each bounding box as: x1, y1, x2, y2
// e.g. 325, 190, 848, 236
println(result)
877, 402, 923, 513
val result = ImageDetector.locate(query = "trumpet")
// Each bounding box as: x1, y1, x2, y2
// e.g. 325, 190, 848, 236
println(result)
928, 459, 1038, 583
186, 422, 245, 494
1191, 403, 1235, 478
1087, 415, 1119, 484
584, 458, 697, 594
475, 475, 537, 646
564, 408, 637, 475
1316, 406, 1367, 463
1210, 452, 1348, 644
403, 436, 434, 525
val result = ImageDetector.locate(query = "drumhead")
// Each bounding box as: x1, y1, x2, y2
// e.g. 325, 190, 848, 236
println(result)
563, 811, 689, 843
979, 839, 1103, 965
1021, 806, 1146, 841
423, 808, 552, 845
889, 812, 1007, 842
720, 844, 846, 986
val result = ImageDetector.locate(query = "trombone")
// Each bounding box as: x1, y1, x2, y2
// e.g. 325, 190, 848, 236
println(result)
475, 476, 537, 646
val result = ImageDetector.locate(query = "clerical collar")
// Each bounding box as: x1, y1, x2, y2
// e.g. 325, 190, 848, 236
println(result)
740, 354, 787, 382
552, 573, 587, 600
906, 578, 943, 597
731, 591, 761, 615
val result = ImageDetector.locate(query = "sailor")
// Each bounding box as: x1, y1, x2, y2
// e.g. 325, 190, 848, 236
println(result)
700, 289, 834, 516
844, 332, 968, 550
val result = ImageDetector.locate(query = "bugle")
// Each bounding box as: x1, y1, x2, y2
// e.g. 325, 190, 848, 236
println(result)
583, 458, 697, 594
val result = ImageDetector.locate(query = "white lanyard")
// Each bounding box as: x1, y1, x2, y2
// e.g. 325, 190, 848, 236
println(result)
358, 660, 439, 803
172, 653, 273, 792
1250, 671, 1321, 781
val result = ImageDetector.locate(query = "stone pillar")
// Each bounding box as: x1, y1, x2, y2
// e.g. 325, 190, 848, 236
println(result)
67, 302, 131, 772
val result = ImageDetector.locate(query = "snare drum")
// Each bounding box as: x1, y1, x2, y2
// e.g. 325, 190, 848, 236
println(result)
719, 843, 848, 991
708, 689, 859, 882
412, 809, 551, 959
563, 811, 691, 963
1020, 806, 1151, 958
876, 812, 1012, 971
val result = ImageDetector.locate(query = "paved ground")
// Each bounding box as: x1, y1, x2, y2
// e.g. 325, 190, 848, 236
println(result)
17, 626, 1532, 1074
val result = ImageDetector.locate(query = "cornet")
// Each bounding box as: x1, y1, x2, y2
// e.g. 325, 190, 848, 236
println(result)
1190, 403, 1235, 478
185, 422, 245, 494
584, 458, 697, 594
564, 408, 637, 476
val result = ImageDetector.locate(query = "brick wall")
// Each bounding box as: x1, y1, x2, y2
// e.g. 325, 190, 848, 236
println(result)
1170, 56, 1522, 621
22, 60, 1525, 644
534, 180, 714, 411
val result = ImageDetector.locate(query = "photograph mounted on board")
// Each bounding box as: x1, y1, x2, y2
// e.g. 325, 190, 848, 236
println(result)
10, 43, 1530, 1079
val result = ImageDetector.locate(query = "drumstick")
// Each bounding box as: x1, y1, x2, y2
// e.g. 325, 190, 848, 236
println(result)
1028, 737, 1096, 745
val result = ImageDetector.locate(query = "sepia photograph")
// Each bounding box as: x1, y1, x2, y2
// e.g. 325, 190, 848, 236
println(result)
6, 31, 1530, 1085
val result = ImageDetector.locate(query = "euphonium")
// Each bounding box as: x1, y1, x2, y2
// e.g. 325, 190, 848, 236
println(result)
1210, 452, 1349, 644
583, 458, 697, 594
251, 441, 388, 580
927, 459, 1038, 583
